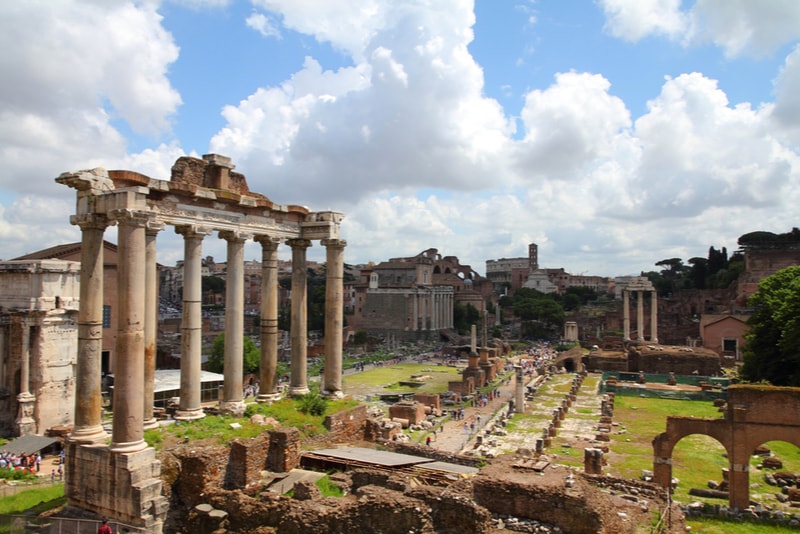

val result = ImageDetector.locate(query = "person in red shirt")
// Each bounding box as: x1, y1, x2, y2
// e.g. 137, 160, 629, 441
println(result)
97, 519, 112, 534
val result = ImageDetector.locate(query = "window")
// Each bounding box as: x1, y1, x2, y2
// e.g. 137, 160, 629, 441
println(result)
103, 305, 111, 328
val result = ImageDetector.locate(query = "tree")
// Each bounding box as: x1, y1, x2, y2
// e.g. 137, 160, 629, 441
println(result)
740, 266, 800, 386
206, 333, 261, 375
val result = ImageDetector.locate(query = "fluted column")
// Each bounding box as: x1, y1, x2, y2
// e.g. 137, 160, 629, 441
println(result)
287, 238, 311, 396
322, 238, 346, 397
256, 236, 281, 402
109, 209, 148, 453
174, 225, 209, 421
219, 231, 250, 416
622, 290, 630, 341
69, 214, 109, 444
143, 221, 164, 431
650, 291, 658, 343
636, 291, 645, 342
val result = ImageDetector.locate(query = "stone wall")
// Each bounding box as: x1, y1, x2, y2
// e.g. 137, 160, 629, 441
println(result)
726, 385, 800, 425
323, 404, 369, 441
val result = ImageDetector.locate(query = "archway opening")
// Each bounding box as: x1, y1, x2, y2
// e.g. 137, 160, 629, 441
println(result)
671, 433, 728, 505
748, 440, 800, 512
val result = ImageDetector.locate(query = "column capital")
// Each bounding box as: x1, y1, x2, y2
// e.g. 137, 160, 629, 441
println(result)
321, 238, 347, 249
175, 224, 212, 239
70, 213, 110, 230
219, 230, 253, 243
109, 208, 149, 227
255, 235, 281, 249
286, 238, 312, 249
146, 217, 166, 235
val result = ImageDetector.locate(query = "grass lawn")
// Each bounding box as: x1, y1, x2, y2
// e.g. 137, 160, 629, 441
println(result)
342, 363, 461, 397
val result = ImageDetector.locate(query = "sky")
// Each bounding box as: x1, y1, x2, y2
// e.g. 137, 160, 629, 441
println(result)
1, 0, 799, 278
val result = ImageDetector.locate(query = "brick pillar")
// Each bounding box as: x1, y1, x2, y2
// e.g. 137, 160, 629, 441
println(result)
256, 236, 281, 402
287, 238, 311, 396
175, 225, 209, 421
322, 238, 346, 397
69, 214, 109, 444
109, 209, 148, 453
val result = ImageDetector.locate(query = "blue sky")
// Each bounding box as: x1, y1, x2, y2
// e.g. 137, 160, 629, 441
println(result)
1, 1, 799, 277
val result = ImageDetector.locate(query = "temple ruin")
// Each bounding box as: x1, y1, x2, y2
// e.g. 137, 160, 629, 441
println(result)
57, 154, 345, 532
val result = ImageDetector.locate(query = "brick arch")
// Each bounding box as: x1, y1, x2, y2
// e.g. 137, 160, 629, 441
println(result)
652, 385, 800, 510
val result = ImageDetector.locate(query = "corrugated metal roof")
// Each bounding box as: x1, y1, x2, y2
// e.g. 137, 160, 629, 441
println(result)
311, 447, 432, 467
0, 435, 58, 455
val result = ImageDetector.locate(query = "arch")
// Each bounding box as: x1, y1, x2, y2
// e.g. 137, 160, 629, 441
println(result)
653, 385, 800, 510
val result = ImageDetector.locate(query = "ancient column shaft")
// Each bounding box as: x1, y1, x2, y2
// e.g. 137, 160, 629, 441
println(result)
650, 291, 658, 343
636, 291, 645, 342
70, 214, 109, 444
256, 237, 280, 401
175, 225, 209, 420
219, 231, 250, 416
287, 238, 311, 396
622, 290, 630, 341
110, 210, 148, 453
143, 222, 164, 430
322, 238, 346, 397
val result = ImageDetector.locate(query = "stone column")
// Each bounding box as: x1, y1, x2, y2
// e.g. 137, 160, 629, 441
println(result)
15, 321, 36, 436
109, 209, 148, 453
650, 291, 658, 343
636, 291, 645, 342
256, 236, 281, 402
287, 238, 311, 396
219, 231, 250, 416
622, 290, 630, 341
175, 225, 209, 421
143, 221, 164, 431
69, 214, 109, 444
412, 293, 418, 331
322, 238, 346, 397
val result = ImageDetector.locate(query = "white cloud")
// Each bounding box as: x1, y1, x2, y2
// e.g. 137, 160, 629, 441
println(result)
246, 12, 281, 38
0, 1, 182, 196
600, 0, 800, 57
599, 0, 688, 42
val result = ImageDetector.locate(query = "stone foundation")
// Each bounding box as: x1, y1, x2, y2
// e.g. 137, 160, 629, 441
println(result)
65, 442, 168, 532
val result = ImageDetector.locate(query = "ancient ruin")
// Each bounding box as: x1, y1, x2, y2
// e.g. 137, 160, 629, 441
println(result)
57, 154, 345, 532
653, 384, 800, 510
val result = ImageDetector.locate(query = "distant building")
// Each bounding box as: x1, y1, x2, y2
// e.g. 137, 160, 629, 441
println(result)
349, 248, 490, 340
0, 260, 80, 437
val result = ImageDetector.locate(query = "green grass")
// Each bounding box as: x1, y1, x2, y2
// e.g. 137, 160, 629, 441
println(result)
686, 518, 800, 533
0, 484, 65, 515
342, 364, 460, 394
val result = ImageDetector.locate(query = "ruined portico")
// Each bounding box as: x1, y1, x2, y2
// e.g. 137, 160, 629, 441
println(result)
58, 154, 345, 532
621, 276, 658, 343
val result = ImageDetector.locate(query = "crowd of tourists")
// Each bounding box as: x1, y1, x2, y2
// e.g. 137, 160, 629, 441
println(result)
0, 451, 41, 473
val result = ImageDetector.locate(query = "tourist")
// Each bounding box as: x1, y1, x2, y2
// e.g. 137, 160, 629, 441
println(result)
97, 519, 112, 534
425, 436, 431, 447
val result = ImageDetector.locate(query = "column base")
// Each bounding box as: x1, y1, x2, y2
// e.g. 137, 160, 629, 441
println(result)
219, 400, 246, 417
109, 438, 147, 454
68, 425, 109, 445
322, 389, 344, 399
143, 418, 159, 431
256, 393, 282, 403
289, 386, 310, 397
174, 408, 206, 422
